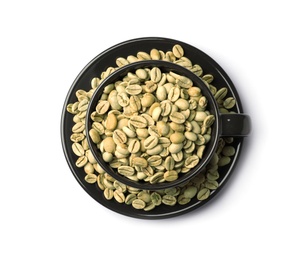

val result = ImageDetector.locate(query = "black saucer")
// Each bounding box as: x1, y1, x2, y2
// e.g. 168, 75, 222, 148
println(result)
61, 37, 245, 219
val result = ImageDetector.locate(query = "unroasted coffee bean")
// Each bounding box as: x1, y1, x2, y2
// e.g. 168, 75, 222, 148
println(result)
113, 129, 127, 145
72, 143, 84, 156
197, 188, 210, 200
164, 170, 178, 182
114, 190, 125, 203
170, 112, 186, 124
84, 173, 97, 184
132, 199, 146, 209
118, 166, 135, 176
105, 113, 117, 131
96, 100, 110, 115
75, 155, 88, 167
150, 67, 162, 83
128, 139, 141, 154
162, 194, 177, 206
185, 155, 200, 169
130, 115, 147, 128
72, 122, 85, 133
172, 44, 184, 58
89, 129, 100, 144
144, 135, 159, 150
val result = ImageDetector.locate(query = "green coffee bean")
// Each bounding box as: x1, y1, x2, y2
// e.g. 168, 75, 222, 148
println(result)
223, 97, 236, 109
132, 157, 148, 168
135, 68, 148, 80
137, 191, 151, 203
150, 192, 162, 205
127, 55, 138, 63
169, 122, 185, 132
113, 181, 126, 193
146, 144, 163, 155
214, 87, 228, 101
206, 170, 219, 181
72, 143, 84, 156
75, 155, 88, 167
197, 188, 210, 200
114, 190, 125, 203
118, 166, 135, 176
152, 106, 162, 121
170, 132, 185, 144
117, 92, 130, 107
92, 122, 105, 135
149, 172, 165, 184
78, 99, 89, 112
144, 202, 155, 211
132, 199, 146, 209
203, 115, 215, 128
156, 121, 170, 136
70, 133, 85, 143
144, 135, 159, 150
116, 57, 129, 67
89, 129, 101, 144
130, 115, 147, 128
96, 100, 110, 115
164, 156, 175, 171
104, 188, 114, 200
147, 155, 162, 167
164, 170, 178, 182
112, 129, 127, 145
137, 51, 151, 60
175, 98, 189, 110
150, 67, 162, 83
125, 194, 137, 205
197, 145, 206, 159
204, 180, 219, 190
156, 86, 167, 101
160, 100, 172, 116
170, 111, 186, 124
178, 194, 191, 205
185, 155, 200, 169
172, 44, 184, 58
105, 113, 117, 131
171, 151, 183, 162
125, 84, 142, 95
128, 139, 141, 154
85, 149, 97, 164
159, 137, 171, 147
141, 93, 155, 108
184, 131, 197, 142
174, 75, 193, 89
102, 137, 115, 153
91, 112, 103, 122
218, 156, 231, 166
150, 49, 160, 60
169, 143, 183, 154
84, 173, 97, 184
184, 186, 198, 199
162, 194, 177, 206
72, 122, 85, 133
222, 146, 236, 157
168, 86, 180, 102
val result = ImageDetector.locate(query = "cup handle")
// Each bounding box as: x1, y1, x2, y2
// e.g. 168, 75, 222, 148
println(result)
220, 113, 251, 137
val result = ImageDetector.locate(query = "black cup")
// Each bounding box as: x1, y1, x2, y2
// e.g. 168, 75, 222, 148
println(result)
86, 60, 251, 190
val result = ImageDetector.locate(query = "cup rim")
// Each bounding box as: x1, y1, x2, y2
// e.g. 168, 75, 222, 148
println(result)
86, 60, 221, 190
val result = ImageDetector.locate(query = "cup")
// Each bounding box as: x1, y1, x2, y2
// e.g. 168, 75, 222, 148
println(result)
86, 60, 251, 190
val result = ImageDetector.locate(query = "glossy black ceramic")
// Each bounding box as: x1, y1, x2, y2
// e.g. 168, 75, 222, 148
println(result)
61, 37, 250, 219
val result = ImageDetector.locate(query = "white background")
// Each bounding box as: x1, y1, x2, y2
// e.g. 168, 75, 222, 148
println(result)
1, 1, 297, 259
